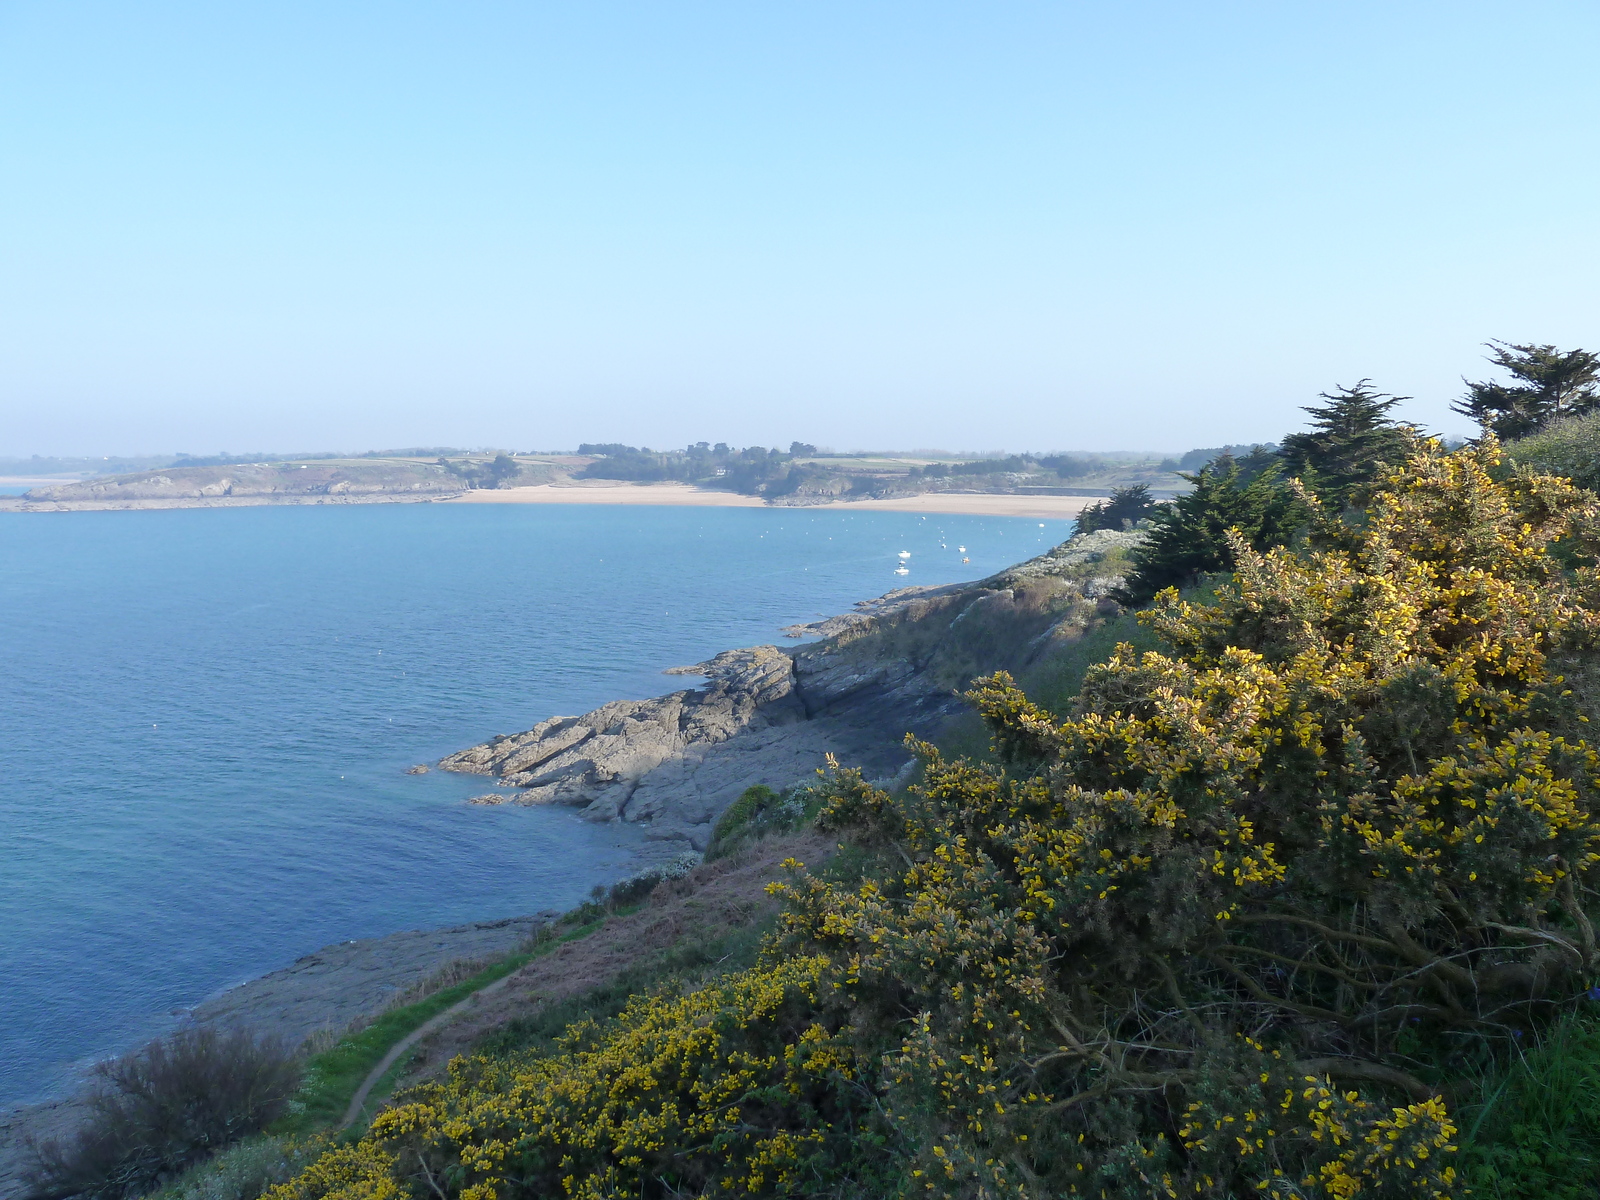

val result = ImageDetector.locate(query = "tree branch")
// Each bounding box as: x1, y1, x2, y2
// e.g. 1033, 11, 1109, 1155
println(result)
1294, 1057, 1436, 1102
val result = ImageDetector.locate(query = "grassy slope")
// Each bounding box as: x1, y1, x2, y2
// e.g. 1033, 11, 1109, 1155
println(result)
274, 917, 608, 1134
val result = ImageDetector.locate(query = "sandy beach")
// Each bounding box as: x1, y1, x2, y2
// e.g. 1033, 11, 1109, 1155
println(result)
445, 482, 1104, 520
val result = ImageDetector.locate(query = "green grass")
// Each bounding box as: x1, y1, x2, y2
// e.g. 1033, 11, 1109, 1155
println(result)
275, 918, 608, 1133
932, 603, 1163, 765
1455, 1012, 1600, 1200
342, 1052, 416, 1136
1020, 604, 1162, 715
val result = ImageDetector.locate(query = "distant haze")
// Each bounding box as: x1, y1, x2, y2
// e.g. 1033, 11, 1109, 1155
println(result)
3, 2, 1595, 456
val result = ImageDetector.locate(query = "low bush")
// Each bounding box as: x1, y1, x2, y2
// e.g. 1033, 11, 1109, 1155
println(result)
150, 1135, 324, 1200
594, 851, 703, 909
706, 784, 811, 858
26, 1027, 301, 1200
476, 916, 777, 1058
1506, 410, 1600, 492
269, 440, 1600, 1198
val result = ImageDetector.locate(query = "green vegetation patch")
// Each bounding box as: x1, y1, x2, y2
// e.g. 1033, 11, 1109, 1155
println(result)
1458, 1013, 1600, 1199
1507, 409, 1600, 492
265, 440, 1600, 1200
477, 916, 776, 1060
277, 920, 606, 1133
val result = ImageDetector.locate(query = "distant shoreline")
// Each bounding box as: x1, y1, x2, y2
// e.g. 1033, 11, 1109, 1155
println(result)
0, 481, 1105, 520
445, 482, 1103, 519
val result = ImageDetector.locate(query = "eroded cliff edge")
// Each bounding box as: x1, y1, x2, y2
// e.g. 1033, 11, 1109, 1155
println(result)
439, 528, 1144, 850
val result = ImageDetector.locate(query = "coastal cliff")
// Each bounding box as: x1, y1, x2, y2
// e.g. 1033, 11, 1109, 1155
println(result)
439, 527, 1144, 848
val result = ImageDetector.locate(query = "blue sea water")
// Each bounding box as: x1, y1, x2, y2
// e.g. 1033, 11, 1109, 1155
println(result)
0, 501, 1066, 1106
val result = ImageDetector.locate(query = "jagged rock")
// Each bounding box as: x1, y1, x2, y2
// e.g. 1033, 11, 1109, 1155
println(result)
405, 763, 431, 774
439, 645, 804, 824
440, 528, 1149, 837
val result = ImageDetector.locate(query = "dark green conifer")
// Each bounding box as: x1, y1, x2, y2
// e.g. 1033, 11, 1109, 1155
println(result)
1452, 341, 1600, 440
1075, 483, 1154, 533
1118, 456, 1307, 602
1278, 380, 1409, 507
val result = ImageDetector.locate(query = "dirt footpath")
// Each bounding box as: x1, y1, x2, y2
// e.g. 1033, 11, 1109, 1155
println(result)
401, 833, 834, 1080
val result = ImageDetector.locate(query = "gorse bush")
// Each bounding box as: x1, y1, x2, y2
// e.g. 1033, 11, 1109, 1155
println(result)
270, 439, 1600, 1199
28, 1027, 301, 1200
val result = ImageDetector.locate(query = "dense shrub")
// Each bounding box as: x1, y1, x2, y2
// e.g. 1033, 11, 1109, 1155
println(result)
28, 1027, 302, 1200
271, 439, 1600, 1199
1117, 454, 1309, 602
1506, 410, 1600, 492
596, 851, 704, 908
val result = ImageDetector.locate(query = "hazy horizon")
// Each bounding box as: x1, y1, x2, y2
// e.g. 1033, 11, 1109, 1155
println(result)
4, 2, 1596, 456
0, 441, 1283, 468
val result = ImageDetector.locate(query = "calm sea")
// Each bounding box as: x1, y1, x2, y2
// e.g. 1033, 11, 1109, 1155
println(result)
0, 501, 1064, 1106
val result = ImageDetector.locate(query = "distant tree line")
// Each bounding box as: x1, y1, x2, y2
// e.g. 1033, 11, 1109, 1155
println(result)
436, 454, 523, 489
575, 442, 808, 494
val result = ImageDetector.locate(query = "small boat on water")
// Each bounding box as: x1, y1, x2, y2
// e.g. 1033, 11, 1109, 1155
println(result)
898, 550, 911, 559
958, 545, 967, 553
894, 565, 910, 576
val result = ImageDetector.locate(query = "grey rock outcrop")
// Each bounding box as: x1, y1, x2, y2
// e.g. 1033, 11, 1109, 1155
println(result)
439, 645, 805, 833
439, 528, 1148, 849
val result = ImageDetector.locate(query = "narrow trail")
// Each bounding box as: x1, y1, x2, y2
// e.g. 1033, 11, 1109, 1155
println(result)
339, 970, 522, 1130
336, 838, 827, 1133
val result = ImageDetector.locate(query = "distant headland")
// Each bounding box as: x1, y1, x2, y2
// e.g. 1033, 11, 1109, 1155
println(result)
0, 442, 1225, 517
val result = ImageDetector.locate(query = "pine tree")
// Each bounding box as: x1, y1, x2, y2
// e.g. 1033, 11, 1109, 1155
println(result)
1075, 483, 1154, 534
1452, 341, 1600, 440
1118, 456, 1307, 603
1278, 380, 1409, 506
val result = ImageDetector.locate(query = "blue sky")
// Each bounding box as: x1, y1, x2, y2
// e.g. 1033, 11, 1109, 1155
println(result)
2, 2, 1596, 456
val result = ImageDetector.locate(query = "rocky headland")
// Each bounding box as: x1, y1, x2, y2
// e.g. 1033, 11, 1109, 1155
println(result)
0, 460, 481, 512
438, 526, 1144, 848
